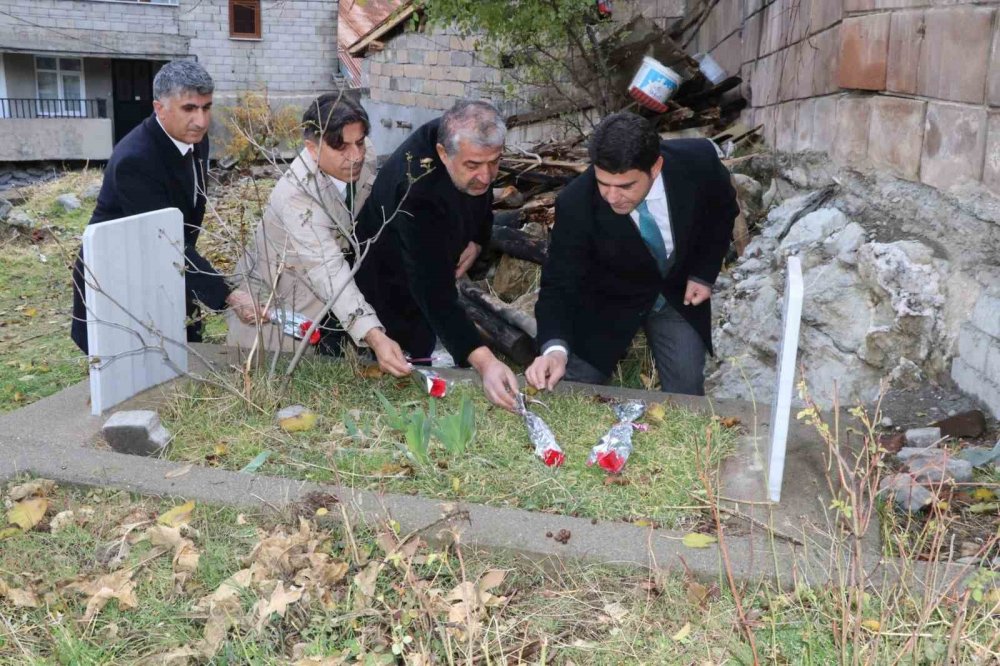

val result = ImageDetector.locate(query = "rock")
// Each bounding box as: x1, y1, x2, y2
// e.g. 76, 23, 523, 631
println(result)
958, 441, 1000, 468
4, 210, 37, 231
760, 188, 835, 240
102, 410, 171, 456
81, 182, 102, 201
761, 179, 779, 209
0, 198, 10, 221
907, 455, 973, 484
888, 357, 925, 387
492, 254, 540, 301
879, 473, 934, 514
880, 416, 894, 428
55, 193, 81, 211
905, 427, 943, 447
822, 222, 866, 265
779, 208, 849, 256
896, 447, 940, 463
733, 173, 763, 215
931, 410, 986, 439
0, 172, 11, 185
276, 405, 318, 432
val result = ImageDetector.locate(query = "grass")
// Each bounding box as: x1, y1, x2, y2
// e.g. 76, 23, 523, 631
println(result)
0, 171, 97, 412
159, 358, 735, 529
5, 477, 1000, 664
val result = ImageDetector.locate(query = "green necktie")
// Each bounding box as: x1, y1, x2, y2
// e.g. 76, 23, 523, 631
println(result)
636, 200, 668, 311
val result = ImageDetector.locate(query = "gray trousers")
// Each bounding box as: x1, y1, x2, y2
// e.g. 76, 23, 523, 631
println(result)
564, 301, 707, 395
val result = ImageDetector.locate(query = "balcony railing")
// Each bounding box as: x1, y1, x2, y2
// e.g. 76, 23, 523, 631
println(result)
0, 98, 108, 120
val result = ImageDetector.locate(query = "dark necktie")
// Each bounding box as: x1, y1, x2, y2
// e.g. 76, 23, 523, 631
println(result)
185, 148, 197, 207
344, 181, 355, 214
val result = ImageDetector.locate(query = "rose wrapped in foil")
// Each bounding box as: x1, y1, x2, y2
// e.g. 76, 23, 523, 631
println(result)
515, 393, 565, 467
268, 307, 320, 345
588, 400, 646, 474
413, 368, 448, 398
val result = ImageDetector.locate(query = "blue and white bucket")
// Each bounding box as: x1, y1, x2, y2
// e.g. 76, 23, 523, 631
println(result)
628, 56, 682, 113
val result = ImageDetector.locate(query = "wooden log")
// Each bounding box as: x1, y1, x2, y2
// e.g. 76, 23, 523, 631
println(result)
491, 226, 549, 265
458, 281, 537, 338
458, 294, 536, 366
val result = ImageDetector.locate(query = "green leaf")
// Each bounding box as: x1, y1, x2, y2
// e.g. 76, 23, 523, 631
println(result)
241, 450, 271, 473
681, 533, 717, 548
375, 389, 407, 431
968, 502, 1000, 514
433, 396, 477, 456
343, 410, 361, 440
404, 408, 432, 465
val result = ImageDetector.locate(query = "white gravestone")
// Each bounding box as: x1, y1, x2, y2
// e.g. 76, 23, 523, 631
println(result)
82, 208, 188, 415
766, 256, 804, 502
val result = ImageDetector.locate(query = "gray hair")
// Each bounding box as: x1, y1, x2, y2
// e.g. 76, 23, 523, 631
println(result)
153, 60, 214, 100
438, 99, 506, 156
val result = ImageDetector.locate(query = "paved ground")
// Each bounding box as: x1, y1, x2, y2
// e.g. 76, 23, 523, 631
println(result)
0, 344, 973, 595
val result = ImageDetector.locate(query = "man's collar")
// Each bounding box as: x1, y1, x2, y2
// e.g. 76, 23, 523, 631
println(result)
644, 169, 667, 203
155, 116, 194, 156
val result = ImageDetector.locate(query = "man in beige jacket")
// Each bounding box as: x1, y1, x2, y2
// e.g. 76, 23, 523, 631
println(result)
228, 94, 410, 377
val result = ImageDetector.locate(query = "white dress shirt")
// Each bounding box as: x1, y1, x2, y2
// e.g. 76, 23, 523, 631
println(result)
156, 117, 198, 206
628, 172, 673, 257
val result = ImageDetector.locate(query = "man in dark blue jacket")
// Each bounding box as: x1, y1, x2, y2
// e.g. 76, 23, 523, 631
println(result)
71, 60, 260, 353
527, 112, 739, 396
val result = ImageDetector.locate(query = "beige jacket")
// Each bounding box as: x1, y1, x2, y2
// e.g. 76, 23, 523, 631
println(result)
227, 143, 380, 353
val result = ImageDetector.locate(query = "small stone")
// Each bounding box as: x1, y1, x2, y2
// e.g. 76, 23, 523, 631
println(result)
102, 410, 171, 456
896, 447, 941, 462
49, 510, 76, 533
55, 193, 81, 211
4, 210, 36, 230
276, 405, 318, 432
958, 441, 1000, 469
879, 473, 934, 514
81, 182, 102, 201
905, 427, 942, 448
931, 410, 986, 439
907, 453, 973, 484
0, 199, 10, 221
880, 417, 893, 428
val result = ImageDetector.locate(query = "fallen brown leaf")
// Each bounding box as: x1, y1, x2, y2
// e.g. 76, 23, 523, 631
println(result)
0, 579, 41, 608
7, 497, 47, 531
719, 416, 741, 428
7, 479, 56, 501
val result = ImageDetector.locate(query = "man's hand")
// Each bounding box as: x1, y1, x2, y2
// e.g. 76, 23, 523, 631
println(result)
468, 346, 518, 411
455, 241, 482, 279
226, 290, 267, 325
525, 351, 567, 391
683, 279, 712, 306
364, 328, 412, 377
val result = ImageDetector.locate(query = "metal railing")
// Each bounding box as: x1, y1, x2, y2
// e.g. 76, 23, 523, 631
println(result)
0, 98, 108, 119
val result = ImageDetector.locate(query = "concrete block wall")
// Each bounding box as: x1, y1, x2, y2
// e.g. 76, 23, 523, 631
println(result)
952, 288, 1000, 417
360, 0, 686, 156
0, 0, 338, 94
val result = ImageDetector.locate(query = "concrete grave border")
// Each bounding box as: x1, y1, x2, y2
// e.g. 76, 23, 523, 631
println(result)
0, 344, 973, 596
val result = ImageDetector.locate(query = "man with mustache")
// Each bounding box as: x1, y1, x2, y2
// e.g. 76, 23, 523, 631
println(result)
355, 99, 519, 410
71, 59, 261, 353
526, 112, 739, 396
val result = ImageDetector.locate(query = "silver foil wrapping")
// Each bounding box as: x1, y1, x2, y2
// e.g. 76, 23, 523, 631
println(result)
587, 400, 646, 474
515, 393, 565, 467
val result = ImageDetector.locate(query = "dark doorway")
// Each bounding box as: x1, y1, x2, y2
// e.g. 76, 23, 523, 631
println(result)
111, 60, 164, 144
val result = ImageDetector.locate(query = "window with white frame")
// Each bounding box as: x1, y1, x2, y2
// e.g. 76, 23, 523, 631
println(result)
35, 56, 86, 116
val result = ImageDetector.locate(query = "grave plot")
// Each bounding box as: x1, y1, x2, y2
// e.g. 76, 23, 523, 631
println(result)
156, 359, 738, 529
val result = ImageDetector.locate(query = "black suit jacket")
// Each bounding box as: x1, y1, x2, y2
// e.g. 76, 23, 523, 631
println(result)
71, 114, 229, 353
535, 138, 739, 376
354, 118, 492, 362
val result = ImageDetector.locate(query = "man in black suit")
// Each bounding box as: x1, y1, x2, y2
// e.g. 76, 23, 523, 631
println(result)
526, 112, 738, 396
355, 100, 519, 410
71, 60, 260, 353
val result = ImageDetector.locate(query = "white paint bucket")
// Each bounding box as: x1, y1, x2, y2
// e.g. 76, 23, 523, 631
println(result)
628, 56, 682, 113
695, 52, 727, 85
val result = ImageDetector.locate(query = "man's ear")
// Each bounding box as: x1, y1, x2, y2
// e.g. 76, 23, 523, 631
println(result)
649, 155, 664, 180
435, 143, 449, 164
304, 139, 319, 161
152, 99, 164, 117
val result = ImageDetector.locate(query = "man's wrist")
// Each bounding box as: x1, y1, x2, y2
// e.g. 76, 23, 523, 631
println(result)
467, 346, 496, 374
